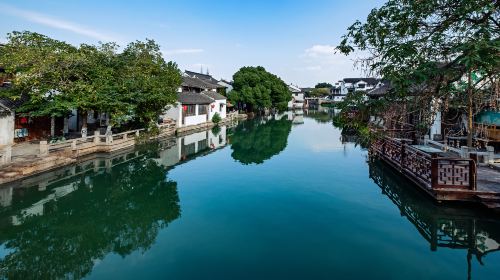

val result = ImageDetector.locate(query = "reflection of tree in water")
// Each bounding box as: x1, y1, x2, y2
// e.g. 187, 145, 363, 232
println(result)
230, 117, 292, 164
303, 109, 333, 124
369, 160, 500, 279
0, 155, 180, 279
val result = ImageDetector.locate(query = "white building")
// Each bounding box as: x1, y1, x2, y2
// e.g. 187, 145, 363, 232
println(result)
218, 79, 233, 93
0, 100, 15, 146
287, 84, 305, 109
162, 91, 227, 128
162, 72, 229, 128
331, 78, 379, 102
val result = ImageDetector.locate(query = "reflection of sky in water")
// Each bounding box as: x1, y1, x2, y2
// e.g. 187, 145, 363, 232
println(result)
0, 244, 12, 260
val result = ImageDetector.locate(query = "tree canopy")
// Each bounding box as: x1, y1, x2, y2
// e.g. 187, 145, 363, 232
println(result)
308, 87, 331, 97
0, 31, 182, 129
315, 82, 333, 88
337, 0, 500, 145
230, 66, 291, 111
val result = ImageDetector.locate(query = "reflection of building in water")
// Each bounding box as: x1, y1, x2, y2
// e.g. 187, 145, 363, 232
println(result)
274, 111, 304, 125
154, 125, 228, 168
0, 144, 181, 279
0, 126, 228, 228
369, 160, 500, 279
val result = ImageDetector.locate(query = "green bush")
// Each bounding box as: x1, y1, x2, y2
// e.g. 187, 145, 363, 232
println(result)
212, 112, 222, 124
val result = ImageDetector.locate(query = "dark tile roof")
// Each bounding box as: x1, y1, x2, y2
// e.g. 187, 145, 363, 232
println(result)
0, 94, 27, 111
219, 79, 233, 85
202, 91, 226, 100
177, 92, 213, 104
343, 78, 379, 85
185, 70, 225, 88
182, 76, 219, 90
367, 82, 392, 97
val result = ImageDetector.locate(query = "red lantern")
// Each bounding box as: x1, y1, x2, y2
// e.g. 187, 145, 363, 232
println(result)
20, 117, 28, 124
211, 104, 215, 109
182, 105, 187, 111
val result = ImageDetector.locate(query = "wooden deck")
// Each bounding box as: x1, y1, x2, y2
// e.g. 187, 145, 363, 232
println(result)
371, 137, 500, 211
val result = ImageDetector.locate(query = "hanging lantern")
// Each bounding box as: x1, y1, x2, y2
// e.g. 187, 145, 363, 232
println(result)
182, 105, 187, 111
211, 104, 215, 109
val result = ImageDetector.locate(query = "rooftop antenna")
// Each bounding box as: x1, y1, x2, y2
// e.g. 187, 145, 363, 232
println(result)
200, 65, 203, 74
207, 68, 210, 75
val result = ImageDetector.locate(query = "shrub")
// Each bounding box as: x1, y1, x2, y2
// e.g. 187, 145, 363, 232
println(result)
212, 112, 221, 124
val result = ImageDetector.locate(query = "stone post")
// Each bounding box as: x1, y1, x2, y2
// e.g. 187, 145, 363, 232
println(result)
106, 134, 113, 145
460, 146, 469, 159
486, 146, 495, 164
71, 139, 77, 151
94, 131, 100, 144
2, 145, 12, 164
40, 141, 49, 156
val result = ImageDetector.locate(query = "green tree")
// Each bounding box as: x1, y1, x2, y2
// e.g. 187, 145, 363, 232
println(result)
308, 88, 331, 97
119, 40, 182, 128
230, 66, 291, 111
338, 0, 500, 146
315, 82, 333, 88
0, 31, 77, 136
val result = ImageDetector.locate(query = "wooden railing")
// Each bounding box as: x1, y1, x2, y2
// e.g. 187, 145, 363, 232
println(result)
475, 122, 500, 142
372, 137, 476, 191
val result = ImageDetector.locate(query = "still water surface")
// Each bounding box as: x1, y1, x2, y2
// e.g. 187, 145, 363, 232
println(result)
0, 110, 499, 279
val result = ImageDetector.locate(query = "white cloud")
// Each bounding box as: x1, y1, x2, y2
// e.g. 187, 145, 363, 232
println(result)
162, 48, 204, 55
294, 65, 322, 72
0, 4, 117, 42
303, 44, 336, 58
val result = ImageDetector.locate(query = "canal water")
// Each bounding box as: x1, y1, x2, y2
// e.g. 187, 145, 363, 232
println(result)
0, 110, 499, 280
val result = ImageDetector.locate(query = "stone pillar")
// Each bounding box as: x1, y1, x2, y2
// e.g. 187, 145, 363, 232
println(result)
486, 146, 495, 164
460, 146, 469, 159
40, 141, 49, 156
71, 139, 77, 151
2, 145, 12, 164
94, 131, 100, 144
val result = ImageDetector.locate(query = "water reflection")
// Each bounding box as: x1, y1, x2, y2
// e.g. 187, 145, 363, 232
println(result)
303, 106, 337, 124
230, 116, 292, 165
369, 160, 500, 279
0, 125, 233, 279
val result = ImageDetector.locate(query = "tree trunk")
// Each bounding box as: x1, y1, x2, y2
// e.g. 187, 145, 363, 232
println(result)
81, 111, 88, 138
467, 71, 474, 148
50, 116, 55, 138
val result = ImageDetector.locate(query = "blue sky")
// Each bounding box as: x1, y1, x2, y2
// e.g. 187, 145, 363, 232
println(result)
0, 0, 384, 87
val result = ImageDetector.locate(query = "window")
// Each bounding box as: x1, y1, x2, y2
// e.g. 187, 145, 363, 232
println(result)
184, 105, 196, 116
357, 83, 366, 89
198, 104, 208, 115
220, 103, 224, 112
